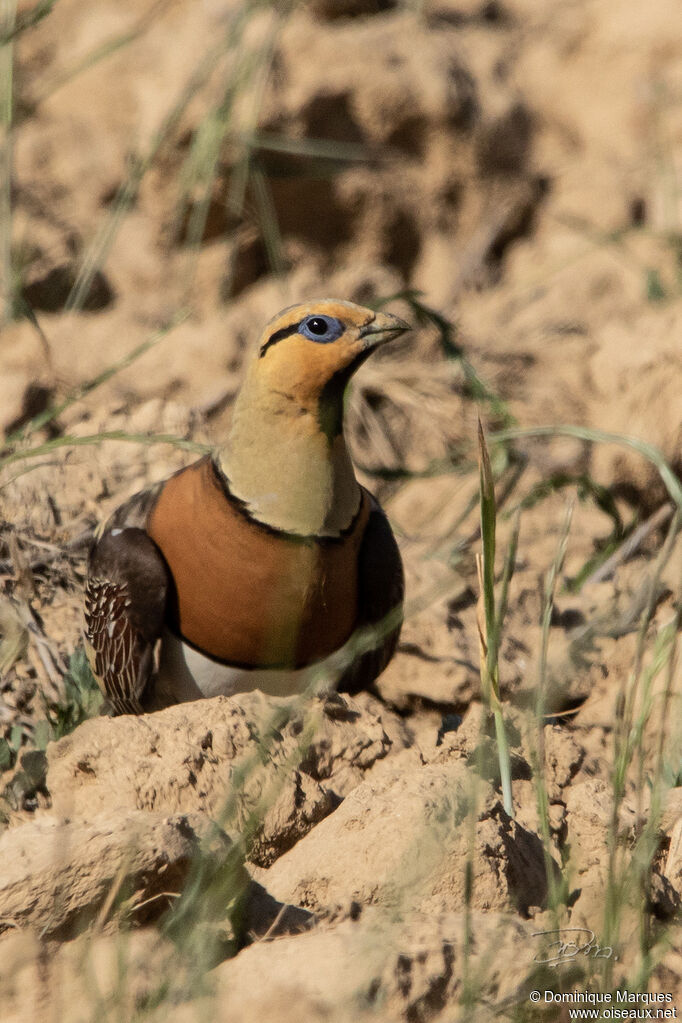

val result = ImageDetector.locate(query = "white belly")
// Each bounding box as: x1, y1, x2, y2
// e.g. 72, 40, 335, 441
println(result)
156, 629, 348, 703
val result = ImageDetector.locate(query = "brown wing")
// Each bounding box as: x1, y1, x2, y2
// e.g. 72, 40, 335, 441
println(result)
100, 480, 165, 534
338, 494, 404, 695
84, 528, 170, 714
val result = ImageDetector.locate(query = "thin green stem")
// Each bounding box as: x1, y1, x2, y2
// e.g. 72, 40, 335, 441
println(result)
477, 418, 514, 817
534, 503, 573, 912
494, 507, 520, 667
0, 0, 16, 325
492, 707, 513, 817
603, 510, 681, 982
491, 425, 682, 511
0, 431, 211, 482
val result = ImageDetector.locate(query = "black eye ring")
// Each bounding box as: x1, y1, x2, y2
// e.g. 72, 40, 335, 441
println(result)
299, 315, 344, 344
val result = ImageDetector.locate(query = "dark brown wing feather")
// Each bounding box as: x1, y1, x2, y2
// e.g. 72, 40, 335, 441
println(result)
103, 480, 165, 532
84, 528, 170, 715
338, 494, 404, 695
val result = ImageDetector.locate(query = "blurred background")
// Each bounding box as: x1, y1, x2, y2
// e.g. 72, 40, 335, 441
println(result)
1, 0, 680, 492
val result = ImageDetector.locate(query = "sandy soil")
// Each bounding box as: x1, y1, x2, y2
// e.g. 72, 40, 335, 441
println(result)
1, 0, 682, 1019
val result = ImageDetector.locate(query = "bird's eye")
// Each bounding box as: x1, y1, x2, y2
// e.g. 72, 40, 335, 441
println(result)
299, 315, 344, 343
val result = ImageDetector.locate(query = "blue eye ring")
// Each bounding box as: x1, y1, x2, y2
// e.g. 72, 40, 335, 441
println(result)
299, 315, 344, 343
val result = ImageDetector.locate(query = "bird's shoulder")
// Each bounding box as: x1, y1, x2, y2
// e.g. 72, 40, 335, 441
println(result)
99, 456, 212, 536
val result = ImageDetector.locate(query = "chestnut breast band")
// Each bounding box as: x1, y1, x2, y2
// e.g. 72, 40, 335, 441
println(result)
147, 457, 370, 668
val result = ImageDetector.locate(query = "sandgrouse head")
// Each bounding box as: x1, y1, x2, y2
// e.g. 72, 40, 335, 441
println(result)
224, 299, 410, 535
252, 299, 409, 434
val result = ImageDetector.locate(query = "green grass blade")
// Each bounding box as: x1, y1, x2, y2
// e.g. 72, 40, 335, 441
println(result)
248, 129, 371, 164
537, 501, 573, 709
0, 0, 16, 326
0, 430, 211, 482
378, 289, 515, 427
495, 506, 520, 642
528, 504, 573, 914
477, 418, 514, 817
478, 418, 497, 689
250, 159, 287, 278
491, 424, 682, 510
492, 706, 513, 819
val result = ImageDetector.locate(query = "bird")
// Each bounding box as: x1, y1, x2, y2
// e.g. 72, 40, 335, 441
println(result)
84, 299, 409, 715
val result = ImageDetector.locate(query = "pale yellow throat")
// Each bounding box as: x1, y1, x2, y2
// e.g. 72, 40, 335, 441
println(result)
218, 375, 360, 537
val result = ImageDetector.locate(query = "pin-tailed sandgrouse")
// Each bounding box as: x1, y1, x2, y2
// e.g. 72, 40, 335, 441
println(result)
84, 300, 408, 713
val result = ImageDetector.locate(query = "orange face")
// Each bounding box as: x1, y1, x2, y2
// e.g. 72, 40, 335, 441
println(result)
255, 299, 409, 409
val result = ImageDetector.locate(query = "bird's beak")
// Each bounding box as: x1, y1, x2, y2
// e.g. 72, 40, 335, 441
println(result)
360, 311, 411, 350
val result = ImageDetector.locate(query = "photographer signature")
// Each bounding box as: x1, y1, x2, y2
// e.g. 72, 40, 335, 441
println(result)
532, 928, 617, 967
